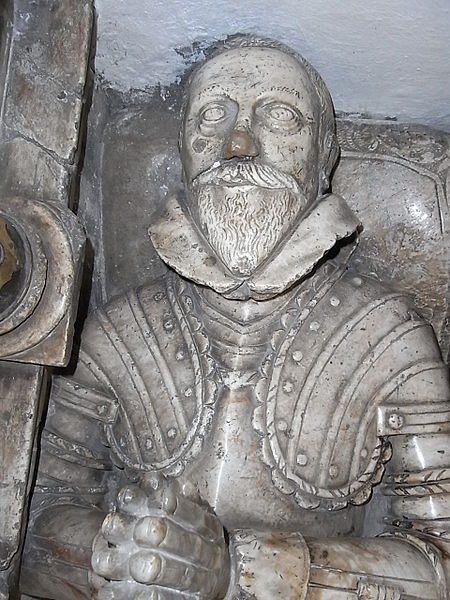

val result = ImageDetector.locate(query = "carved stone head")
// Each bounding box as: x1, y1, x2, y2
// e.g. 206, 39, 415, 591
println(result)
179, 36, 339, 277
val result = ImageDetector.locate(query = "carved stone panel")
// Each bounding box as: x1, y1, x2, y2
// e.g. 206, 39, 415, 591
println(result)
333, 119, 450, 361
0, 1, 93, 597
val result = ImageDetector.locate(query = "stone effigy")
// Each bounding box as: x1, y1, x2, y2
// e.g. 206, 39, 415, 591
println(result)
20, 36, 450, 599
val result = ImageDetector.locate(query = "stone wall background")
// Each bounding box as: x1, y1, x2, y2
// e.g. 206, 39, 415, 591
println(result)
94, 0, 450, 132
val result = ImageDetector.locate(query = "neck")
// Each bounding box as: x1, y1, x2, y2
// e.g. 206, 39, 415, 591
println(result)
195, 283, 297, 325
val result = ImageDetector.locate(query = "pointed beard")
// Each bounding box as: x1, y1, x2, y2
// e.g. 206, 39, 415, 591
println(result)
193, 184, 303, 277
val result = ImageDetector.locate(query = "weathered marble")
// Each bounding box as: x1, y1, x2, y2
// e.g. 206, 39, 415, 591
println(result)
14, 34, 450, 600
0, 197, 85, 365
83, 87, 450, 361
0, 1, 93, 597
0, 364, 45, 599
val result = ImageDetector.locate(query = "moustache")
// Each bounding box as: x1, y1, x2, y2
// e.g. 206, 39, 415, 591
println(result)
192, 160, 302, 195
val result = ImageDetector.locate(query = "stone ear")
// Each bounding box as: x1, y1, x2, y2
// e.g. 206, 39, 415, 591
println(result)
319, 170, 330, 195
321, 130, 340, 183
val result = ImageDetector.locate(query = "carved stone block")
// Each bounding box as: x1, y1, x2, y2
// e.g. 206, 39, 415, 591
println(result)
0, 197, 85, 366
0, 2, 93, 598
0, 136, 71, 204
2, 0, 93, 163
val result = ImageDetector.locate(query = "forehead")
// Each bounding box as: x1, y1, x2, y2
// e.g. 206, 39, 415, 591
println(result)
189, 47, 317, 105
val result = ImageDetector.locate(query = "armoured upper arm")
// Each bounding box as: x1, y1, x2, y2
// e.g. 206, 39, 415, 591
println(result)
379, 357, 450, 583
32, 347, 117, 512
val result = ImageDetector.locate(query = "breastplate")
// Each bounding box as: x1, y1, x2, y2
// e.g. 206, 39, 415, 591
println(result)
180, 257, 393, 516
179, 383, 366, 537
88, 262, 426, 517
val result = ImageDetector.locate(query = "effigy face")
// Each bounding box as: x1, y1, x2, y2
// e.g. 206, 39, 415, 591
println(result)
180, 45, 332, 278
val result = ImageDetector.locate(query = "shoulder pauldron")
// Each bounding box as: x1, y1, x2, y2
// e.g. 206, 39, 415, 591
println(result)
82, 275, 218, 477
253, 270, 445, 510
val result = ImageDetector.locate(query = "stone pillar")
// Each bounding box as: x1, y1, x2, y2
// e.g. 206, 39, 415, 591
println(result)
0, 1, 93, 596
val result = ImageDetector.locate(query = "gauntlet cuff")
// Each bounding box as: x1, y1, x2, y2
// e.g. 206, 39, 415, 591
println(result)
225, 529, 310, 600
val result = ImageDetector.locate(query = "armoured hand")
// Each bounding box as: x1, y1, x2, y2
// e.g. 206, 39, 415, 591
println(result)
91, 478, 230, 599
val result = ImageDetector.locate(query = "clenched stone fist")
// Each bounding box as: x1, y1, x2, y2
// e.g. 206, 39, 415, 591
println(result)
91, 477, 230, 599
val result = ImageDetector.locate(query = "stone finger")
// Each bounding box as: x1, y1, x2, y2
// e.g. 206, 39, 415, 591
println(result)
102, 511, 135, 544
134, 516, 223, 569
166, 492, 224, 543
117, 485, 149, 516
179, 479, 201, 503
91, 544, 130, 580
129, 550, 220, 596
97, 582, 131, 600
145, 587, 194, 600
141, 480, 220, 543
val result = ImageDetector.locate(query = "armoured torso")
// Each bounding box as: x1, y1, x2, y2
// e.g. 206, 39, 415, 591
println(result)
67, 246, 448, 538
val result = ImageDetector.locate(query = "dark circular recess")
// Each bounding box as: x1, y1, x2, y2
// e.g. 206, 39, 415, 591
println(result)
0, 220, 32, 322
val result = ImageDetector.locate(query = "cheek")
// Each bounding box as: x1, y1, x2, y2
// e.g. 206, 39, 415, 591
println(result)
182, 131, 223, 180
191, 137, 207, 153
291, 131, 319, 175
187, 128, 222, 157
259, 133, 313, 171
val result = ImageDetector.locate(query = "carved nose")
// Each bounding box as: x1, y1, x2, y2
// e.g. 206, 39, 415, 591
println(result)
223, 128, 259, 159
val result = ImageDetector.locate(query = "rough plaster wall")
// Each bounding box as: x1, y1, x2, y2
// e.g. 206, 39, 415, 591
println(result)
95, 0, 450, 131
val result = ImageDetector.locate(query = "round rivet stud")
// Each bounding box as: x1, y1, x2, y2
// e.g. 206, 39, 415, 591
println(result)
183, 295, 193, 308
299, 308, 310, 320
184, 387, 193, 397
388, 413, 404, 430
330, 296, 340, 307
153, 292, 164, 302
145, 437, 153, 450
296, 453, 308, 466
329, 464, 339, 479
352, 276, 362, 287
167, 427, 177, 440
292, 350, 303, 363
163, 317, 174, 332
309, 321, 320, 331
277, 420, 288, 432
360, 447, 368, 459
282, 380, 294, 394
175, 349, 185, 361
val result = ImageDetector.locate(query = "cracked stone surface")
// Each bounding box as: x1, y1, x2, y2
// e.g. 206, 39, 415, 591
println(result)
3, 0, 92, 163
0, 1, 93, 597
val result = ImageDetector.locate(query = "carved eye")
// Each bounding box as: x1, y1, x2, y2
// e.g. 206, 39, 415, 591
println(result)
256, 102, 303, 132
198, 103, 232, 136
268, 106, 296, 121
200, 104, 226, 124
